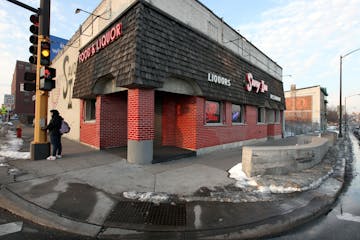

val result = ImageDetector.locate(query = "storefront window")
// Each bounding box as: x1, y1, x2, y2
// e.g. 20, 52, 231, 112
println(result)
84, 99, 96, 121
205, 100, 221, 124
232, 104, 244, 123
257, 107, 265, 123
275, 110, 281, 123
266, 109, 275, 123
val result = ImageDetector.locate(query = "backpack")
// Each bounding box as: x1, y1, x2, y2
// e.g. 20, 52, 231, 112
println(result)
60, 120, 70, 134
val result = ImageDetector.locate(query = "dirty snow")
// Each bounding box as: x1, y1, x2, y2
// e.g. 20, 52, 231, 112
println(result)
123, 191, 170, 203
0, 130, 30, 160
228, 162, 334, 194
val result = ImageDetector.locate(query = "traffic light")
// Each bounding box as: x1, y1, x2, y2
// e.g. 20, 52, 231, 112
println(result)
29, 14, 39, 65
39, 66, 56, 91
40, 40, 51, 66
23, 72, 36, 91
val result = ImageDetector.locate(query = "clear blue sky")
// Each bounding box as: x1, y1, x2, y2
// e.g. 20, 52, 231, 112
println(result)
1, 0, 360, 112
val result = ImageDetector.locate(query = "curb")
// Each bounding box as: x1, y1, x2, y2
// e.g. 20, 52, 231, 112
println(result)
0, 186, 101, 237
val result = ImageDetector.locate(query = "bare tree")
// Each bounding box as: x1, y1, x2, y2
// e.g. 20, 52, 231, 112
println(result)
327, 107, 338, 124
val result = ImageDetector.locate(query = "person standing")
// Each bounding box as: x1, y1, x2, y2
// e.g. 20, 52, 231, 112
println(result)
45, 109, 63, 160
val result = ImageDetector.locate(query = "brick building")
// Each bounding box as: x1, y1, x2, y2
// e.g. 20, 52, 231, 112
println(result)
11, 60, 35, 124
50, 0, 285, 164
284, 85, 328, 135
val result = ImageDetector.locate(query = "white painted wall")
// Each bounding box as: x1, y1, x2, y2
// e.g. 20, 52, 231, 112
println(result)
49, 40, 81, 141
50, 0, 136, 141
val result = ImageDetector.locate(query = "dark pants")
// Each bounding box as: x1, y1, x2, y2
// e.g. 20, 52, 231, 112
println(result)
50, 134, 62, 156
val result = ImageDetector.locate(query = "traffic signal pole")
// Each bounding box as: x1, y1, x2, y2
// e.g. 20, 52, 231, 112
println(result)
7, 0, 52, 159
31, 0, 51, 160
31, 34, 50, 160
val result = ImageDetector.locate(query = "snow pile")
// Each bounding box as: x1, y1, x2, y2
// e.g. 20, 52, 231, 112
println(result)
256, 168, 334, 194
228, 162, 334, 194
228, 163, 258, 188
0, 131, 30, 160
123, 191, 170, 204
257, 185, 300, 194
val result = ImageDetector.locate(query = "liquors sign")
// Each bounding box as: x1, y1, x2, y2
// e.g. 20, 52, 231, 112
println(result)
245, 73, 268, 93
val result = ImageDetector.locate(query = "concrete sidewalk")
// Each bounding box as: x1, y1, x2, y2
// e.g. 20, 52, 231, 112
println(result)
0, 125, 347, 239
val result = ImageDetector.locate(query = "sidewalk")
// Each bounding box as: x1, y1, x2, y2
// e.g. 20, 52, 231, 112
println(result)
0, 125, 347, 239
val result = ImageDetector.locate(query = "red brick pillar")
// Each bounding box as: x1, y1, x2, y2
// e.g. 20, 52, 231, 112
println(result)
127, 89, 154, 164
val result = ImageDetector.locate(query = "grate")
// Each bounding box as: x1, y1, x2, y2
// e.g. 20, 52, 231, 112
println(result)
146, 203, 186, 226
105, 201, 186, 226
106, 201, 152, 224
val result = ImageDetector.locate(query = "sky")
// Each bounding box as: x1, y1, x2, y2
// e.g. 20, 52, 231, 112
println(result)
1, 0, 360, 112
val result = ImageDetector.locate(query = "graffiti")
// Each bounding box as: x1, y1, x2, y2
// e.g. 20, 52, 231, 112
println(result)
62, 55, 77, 109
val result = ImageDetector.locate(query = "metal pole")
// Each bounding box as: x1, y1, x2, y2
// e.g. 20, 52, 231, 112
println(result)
338, 47, 360, 138
339, 56, 343, 137
6, 0, 38, 13
345, 96, 347, 132
30, 0, 51, 160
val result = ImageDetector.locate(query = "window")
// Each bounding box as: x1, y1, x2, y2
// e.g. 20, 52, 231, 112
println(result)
232, 104, 244, 124
257, 107, 265, 123
84, 99, 96, 121
266, 109, 275, 123
275, 110, 281, 123
205, 100, 221, 124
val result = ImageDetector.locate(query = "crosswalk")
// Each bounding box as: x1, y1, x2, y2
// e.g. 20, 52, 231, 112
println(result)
0, 221, 23, 237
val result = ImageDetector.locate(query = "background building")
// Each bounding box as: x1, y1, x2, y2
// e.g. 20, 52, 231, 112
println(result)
11, 60, 35, 124
284, 84, 328, 135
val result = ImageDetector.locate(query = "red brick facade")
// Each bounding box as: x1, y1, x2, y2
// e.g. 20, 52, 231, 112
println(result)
159, 93, 282, 150
128, 89, 155, 141
285, 96, 313, 122
80, 97, 100, 148
79, 91, 282, 150
80, 92, 127, 149
99, 93, 127, 147
11, 61, 36, 123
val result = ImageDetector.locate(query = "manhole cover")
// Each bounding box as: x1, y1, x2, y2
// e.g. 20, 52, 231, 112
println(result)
105, 201, 186, 226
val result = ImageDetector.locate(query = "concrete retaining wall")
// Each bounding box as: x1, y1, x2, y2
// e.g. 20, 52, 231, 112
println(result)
242, 136, 330, 177
321, 132, 337, 146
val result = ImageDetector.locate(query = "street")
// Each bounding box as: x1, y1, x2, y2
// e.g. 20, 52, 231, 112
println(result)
0, 207, 94, 240
272, 133, 360, 240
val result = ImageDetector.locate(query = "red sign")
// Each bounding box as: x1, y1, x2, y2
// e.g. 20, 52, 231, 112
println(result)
245, 73, 268, 93
78, 23, 123, 63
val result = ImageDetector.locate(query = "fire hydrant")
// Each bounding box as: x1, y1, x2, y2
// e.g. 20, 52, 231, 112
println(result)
16, 125, 22, 138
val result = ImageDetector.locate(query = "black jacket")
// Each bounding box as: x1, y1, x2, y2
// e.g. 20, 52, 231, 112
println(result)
46, 114, 63, 136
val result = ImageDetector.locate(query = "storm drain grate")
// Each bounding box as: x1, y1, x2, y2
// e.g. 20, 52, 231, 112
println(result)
105, 201, 186, 226
146, 203, 186, 226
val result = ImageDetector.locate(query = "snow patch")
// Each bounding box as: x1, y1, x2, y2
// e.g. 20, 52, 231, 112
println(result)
228, 163, 258, 188
0, 131, 30, 160
123, 191, 170, 204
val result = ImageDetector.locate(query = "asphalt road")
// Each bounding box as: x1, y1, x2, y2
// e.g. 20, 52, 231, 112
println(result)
0, 207, 94, 240
271, 133, 360, 240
